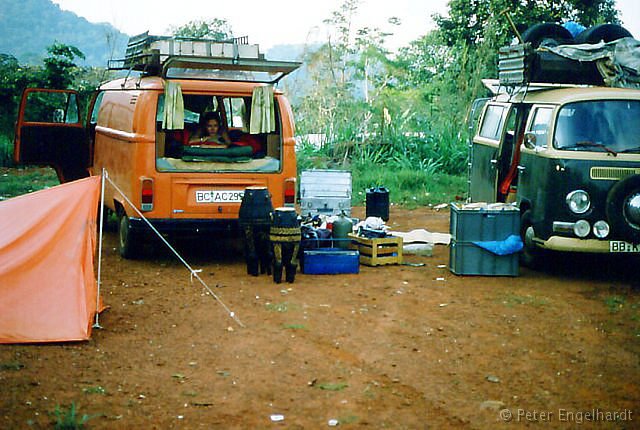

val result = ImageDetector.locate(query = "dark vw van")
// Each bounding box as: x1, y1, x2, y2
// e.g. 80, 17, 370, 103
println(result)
469, 85, 640, 265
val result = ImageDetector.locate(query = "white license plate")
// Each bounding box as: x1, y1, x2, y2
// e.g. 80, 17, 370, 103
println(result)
609, 241, 640, 253
195, 190, 244, 203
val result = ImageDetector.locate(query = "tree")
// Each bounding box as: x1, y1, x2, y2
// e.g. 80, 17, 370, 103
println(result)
170, 19, 233, 40
43, 42, 85, 89
434, 0, 620, 48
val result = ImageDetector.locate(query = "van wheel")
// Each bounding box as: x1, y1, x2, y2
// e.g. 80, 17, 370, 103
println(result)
521, 23, 573, 48
119, 215, 141, 259
520, 210, 545, 268
575, 24, 632, 44
606, 175, 640, 243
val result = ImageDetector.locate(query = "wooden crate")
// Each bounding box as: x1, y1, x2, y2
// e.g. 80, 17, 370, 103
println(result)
349, 234, 403, 266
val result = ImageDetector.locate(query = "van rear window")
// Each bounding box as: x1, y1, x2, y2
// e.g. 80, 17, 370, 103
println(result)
155, 92, 282, 173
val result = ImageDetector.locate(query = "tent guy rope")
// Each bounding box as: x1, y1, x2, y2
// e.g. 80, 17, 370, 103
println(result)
96, 170, 245, 328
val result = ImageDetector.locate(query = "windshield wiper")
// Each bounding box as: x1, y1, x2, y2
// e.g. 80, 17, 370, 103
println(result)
618, 146, 640, 154
562, 141, 618, 156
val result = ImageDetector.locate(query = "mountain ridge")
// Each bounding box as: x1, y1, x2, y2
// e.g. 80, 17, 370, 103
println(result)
0, 0, 129, 66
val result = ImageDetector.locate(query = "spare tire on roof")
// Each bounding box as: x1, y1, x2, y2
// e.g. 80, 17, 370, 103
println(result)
574, 24, 633, 44
521, 23, 574, 48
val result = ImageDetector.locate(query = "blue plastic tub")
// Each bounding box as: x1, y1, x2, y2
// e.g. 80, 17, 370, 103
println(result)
302, 248, 359, 275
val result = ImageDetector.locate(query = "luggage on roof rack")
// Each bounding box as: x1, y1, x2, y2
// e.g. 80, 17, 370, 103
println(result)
497, 37, 640, 89
498, 42, 602, 87
107, 32, 301, 83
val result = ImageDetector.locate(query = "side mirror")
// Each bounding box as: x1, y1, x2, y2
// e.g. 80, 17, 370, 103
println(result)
523, 132, 536, 150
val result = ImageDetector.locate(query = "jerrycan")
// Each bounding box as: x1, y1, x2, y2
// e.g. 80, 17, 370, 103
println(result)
366, 186, 390, 221
332, 211, 353, 249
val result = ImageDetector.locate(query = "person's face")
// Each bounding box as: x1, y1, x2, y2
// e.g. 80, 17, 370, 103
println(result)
206, 119, 220, 135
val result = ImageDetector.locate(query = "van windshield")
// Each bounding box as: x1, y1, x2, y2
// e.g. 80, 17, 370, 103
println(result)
155, 92, 282, 173
554, 100, 640, 154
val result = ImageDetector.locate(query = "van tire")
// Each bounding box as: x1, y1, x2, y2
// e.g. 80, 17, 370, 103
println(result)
119, 215, 141, 259
521, 23, 573, 48
520, 210, 546, 268
575, 24, 633, 44
606, 175, 640, 243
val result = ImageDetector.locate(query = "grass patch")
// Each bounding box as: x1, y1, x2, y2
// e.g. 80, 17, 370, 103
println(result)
265, 302, 295, 313
604, 295, 626, 314
0, 166, 59, 200
317, 382, 349, 391
338, 415, 359, 424
352, 167, 466, 207
500, 294, 549, 307
52, 402, 93, 430
296, 135, 469, 207
0, 361, 24, 371
282, 323, 307, 330
0, 134, 13, 167
82, 386, 106, 395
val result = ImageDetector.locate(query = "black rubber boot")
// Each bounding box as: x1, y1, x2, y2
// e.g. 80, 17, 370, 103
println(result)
273, 263, 283, 284
247, 255, 259, 276
285, 263, 297, 283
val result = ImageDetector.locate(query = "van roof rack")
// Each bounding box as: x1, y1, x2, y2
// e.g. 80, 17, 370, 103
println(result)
107, 32, 301, 83
482, 78, 590, 95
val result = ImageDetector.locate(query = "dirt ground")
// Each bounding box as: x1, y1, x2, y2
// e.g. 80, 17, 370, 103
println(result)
1, 206, 639, 429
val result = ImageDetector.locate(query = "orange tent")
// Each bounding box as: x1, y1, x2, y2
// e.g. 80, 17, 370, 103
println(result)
0, 176, 101, 343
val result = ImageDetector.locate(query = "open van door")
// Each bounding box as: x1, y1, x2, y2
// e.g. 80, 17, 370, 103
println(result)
14, 88, 89, 183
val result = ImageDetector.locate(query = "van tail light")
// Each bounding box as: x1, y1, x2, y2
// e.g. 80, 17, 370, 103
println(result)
141, 177, 154, 212
284, 177, 296, 206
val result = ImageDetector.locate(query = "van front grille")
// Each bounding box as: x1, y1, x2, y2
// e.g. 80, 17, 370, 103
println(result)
130, 95, 138, 105
590, 167, 640, 180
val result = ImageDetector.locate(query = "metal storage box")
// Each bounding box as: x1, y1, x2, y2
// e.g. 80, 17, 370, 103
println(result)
302, 249, 359, 274
449, 241, 519, 276
449, 203, 520, 242
449, 203, 520, 276
300, 170, 352, 216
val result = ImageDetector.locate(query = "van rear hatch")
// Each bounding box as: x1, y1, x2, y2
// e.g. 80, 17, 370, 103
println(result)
170, 177, 267, 218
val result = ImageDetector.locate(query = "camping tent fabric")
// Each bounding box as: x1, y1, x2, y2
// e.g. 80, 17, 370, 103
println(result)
0, 176, 101, 343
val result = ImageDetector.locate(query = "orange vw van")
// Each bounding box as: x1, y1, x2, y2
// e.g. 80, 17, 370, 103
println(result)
14, 34, 300, 258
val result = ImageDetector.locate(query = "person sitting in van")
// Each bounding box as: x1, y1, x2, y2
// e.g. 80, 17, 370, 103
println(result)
189, 111, 232, 146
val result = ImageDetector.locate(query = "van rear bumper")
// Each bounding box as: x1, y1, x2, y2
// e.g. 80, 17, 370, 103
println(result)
128, 217, 241, 237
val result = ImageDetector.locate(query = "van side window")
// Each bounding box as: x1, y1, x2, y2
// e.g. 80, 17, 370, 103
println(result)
527, 107, 552, 148
224, 97, 249, 130
479, 105, 507, 140
90, 92, 104, 125
23, 91, 80, 124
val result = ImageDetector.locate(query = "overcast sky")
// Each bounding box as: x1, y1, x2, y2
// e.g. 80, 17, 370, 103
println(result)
51, 0, 639, 51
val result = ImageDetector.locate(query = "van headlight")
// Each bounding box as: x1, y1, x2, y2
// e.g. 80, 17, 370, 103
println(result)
573, 220, 590, 238
593, 220, 610, 238
566, 190, 590, 214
